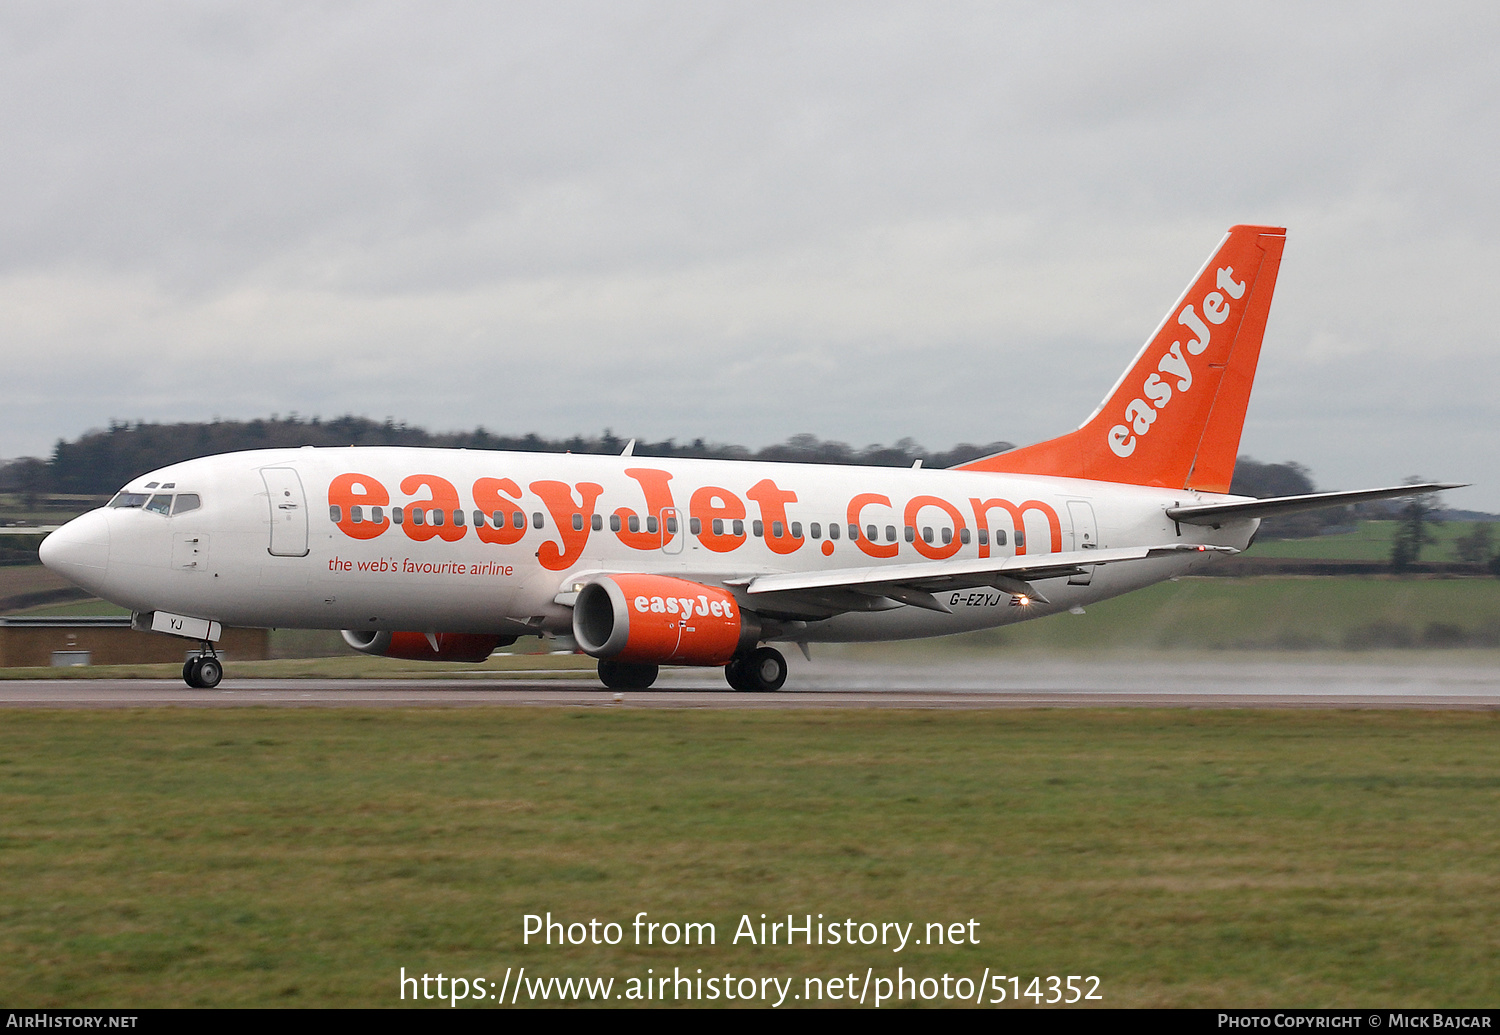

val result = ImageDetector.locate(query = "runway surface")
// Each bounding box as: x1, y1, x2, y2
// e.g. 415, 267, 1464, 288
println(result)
3, 658, 1499, 709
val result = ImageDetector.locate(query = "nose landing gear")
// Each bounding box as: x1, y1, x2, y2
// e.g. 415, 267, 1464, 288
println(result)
183, 645, 223, 688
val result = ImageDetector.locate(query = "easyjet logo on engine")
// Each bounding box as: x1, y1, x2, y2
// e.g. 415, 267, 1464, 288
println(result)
1107, 266, 1246, 458
634, 593, 736, 619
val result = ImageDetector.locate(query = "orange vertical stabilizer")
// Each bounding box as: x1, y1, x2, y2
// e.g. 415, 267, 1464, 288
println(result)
956, 225, 1286, 493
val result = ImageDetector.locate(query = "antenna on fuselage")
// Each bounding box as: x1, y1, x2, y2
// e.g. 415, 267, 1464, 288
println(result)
621, 439, 636, 456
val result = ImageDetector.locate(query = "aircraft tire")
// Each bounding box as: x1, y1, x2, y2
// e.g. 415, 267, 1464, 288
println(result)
196, 657, 223, 688
724, 657, 751, 691
183, 658, 201, 688
744, 647, 787, 692
598, 659, 658, 690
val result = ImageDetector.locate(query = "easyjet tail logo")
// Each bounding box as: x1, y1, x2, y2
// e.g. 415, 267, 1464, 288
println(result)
1107, 266, 1246, 459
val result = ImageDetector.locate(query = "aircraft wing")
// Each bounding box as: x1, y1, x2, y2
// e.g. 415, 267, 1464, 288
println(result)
726, 543, 1236, 617
1166, 483, 1465, 527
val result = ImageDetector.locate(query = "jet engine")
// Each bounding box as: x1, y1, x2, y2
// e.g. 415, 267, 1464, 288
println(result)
340, 629, 514, 663
572, 574, 760, 666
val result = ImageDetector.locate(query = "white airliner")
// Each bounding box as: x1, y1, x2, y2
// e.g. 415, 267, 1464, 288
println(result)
39, 225, 1457, 690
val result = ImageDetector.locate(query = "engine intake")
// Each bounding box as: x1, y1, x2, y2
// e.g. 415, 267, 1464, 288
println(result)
341, 629, 514, 663
573, 574, 759, 666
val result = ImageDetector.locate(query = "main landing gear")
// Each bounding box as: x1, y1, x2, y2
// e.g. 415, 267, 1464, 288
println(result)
597, 658, 659, 690
183, 644, 223, 688
725, 646, 787, 693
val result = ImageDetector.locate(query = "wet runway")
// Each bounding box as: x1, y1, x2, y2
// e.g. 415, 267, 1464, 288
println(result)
3, 658, 1499, 709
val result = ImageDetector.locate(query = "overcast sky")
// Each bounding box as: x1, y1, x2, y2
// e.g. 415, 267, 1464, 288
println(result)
3, 2, 1497, 507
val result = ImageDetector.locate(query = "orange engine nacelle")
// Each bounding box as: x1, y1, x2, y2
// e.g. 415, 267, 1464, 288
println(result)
572, 574, 760, 666
340, 629, 514, 663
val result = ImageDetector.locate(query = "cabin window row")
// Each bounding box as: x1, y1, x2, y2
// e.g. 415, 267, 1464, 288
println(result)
330, 505, 1022, 547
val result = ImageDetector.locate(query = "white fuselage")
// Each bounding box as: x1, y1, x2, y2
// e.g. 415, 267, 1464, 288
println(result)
40, 446, 1255, 645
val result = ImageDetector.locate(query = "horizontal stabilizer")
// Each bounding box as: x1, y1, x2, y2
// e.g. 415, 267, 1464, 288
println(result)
1166, 483, 1466, 526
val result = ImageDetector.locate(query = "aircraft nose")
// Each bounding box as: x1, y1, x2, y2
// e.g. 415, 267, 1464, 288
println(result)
39, 510, 111, 591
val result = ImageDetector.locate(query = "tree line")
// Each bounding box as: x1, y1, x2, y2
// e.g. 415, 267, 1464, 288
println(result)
1, 415, 1332, 503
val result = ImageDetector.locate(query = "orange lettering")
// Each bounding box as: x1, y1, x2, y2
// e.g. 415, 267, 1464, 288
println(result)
969, 498, 1061, 556
848, 493, 897, 559
328, 473, 389, 540
473, 477, 527, 545
690, 486, 747, 553
746, 478, 802, 555
904, 495, 965, 560
530, 480, 604, 570
401, 474, 466, 543
613, 468, 676, 551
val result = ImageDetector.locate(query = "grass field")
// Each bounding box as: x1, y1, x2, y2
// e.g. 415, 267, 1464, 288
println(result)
1246, 520, 1486, 562
0, 708, 1496, 1008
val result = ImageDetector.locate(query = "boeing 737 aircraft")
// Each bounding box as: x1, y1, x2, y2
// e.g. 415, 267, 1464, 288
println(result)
39, 225, 1457, 690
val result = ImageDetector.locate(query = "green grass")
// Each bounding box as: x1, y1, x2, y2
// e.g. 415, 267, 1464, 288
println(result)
946, 576, 1500, 652
0, 708, 1496, 1007
1247, 520, 1484, 561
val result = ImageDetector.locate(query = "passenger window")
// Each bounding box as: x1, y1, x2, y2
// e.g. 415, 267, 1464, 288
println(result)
885, 525, 896, 543
592, 514, 604, 531
646, 516, 658, 534
453, 510, 464, 527
532, 512, 544, 529
666, 516, 678, 534
810, 522, 821, 539
954, 528, 965, 544
772, 521, 783, 538
1015, 529, 1025, 548
572, 514, 584, 531
473, 510, 484, 527
790, 521, 802, 538
978, 529, 988, 546
172, 494, 200, 515
829, 522, 840, 540
431, 510, 445, 527
371, 506, 384, 524
144, 494, 173, 515
733, 519, 744, 536
689, 517, 700, 534
995, 529, 1006, 546
351, 505, 364, 524
329, 505, 342, 522
752, 520, 764, 537
393, 507, 404, 525
866, 524, 877, 541
712, 518, 724, 536
513, 512, 525, 530
610, 515, 622, 532
628, 515, 640, 533
411, 509, 425, 526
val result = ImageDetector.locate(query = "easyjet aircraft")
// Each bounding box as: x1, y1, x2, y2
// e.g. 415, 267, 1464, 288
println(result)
39, 225, 1457, 690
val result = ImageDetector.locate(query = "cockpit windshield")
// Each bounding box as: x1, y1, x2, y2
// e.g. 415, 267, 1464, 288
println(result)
108, 491, 202, 514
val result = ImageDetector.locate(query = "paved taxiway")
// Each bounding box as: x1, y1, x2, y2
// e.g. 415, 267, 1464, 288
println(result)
3, 658, 1498, 709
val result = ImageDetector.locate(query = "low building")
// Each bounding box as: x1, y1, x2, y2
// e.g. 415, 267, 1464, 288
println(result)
0, 616, 269, 668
